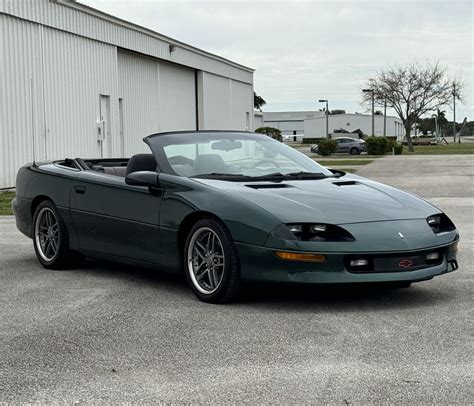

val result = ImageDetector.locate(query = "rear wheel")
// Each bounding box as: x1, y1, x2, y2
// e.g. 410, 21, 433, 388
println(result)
184, 218, 240, 303
350, 147, 360, 155
33, 200, 82, 269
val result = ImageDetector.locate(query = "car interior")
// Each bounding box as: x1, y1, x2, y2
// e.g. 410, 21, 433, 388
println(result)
57, 153, 233, 179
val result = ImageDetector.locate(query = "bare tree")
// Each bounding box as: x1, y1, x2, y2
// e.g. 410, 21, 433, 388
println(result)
362, 62, 463, 151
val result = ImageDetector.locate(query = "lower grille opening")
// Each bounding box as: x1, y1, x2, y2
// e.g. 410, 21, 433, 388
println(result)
345, 249, 444, 273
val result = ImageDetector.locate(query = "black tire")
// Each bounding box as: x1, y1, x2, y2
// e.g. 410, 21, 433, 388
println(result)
350, 147, 360, 155
32, 200, 83, 269
184, 218, 240, 303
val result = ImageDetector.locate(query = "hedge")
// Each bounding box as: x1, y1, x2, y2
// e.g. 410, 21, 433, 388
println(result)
302, 138, 323, 144
365, 136, 403, 155
317, 139, 337, 156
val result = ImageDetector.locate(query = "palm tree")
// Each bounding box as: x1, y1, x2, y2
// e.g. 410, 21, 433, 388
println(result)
436, 109, 448, 134
254, 92, 266, 111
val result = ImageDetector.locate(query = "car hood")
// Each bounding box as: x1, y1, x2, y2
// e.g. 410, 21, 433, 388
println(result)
193, 175, 440, 224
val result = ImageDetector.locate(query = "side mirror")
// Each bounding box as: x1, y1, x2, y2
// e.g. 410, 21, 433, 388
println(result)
125, 171, 160, 187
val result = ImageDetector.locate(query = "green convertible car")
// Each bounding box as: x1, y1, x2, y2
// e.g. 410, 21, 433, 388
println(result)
13, 131, 459, 303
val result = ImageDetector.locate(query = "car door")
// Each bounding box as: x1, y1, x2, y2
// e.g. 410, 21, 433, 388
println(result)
336, 139, 347, 153
69, 171, 162, 264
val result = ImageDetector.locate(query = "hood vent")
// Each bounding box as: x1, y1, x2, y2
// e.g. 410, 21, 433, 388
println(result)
246, 183, 294, 190
333, 180, 359, 187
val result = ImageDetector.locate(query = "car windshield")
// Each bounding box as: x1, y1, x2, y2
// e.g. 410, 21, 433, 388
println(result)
145, 131, 334, 180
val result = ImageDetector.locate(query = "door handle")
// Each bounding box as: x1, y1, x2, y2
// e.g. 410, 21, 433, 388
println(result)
74, 185, 86, 195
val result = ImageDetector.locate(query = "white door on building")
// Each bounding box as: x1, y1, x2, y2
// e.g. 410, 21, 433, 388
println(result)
99, 94, 111, 158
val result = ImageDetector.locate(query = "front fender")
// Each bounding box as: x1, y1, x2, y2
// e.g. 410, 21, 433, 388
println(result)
158, 174, 281, 245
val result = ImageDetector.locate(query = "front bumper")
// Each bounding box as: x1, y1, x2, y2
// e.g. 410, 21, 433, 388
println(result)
236, 241, 458, 284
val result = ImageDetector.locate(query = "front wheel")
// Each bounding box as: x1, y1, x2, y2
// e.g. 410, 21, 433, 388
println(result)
350, 147, 360, 155
184, 218, 240, 303
33, 200, 82, 269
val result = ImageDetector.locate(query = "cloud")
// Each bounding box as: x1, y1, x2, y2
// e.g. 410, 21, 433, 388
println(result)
81, 0, 473, 119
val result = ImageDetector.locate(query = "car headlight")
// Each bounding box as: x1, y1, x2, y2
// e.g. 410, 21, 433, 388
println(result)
426, 214, 456, 234
273, 223, 355, 242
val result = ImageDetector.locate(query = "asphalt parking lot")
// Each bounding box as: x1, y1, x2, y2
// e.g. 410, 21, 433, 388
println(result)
1, 154, 473, 404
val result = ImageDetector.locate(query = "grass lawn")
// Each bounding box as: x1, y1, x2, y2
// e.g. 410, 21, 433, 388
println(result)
0, 191, 15, 215
315, 159, 374, 166
405, 142, 474, 155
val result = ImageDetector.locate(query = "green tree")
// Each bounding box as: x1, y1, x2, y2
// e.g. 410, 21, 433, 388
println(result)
255, 127, 282, 141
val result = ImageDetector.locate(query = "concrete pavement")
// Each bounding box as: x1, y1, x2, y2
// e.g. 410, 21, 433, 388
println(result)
0, 154, 473, 404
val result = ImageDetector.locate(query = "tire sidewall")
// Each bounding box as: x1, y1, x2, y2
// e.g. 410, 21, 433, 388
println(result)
184, 218, 239, 303
32, 201, 69, 268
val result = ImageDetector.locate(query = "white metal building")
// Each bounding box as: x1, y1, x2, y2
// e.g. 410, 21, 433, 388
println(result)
304, 113, 404, 139
263, 111, 324, 136
253, 111, 264, 130
0, 0, 254, 188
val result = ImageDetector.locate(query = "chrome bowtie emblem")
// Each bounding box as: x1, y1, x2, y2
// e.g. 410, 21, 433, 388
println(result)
398, 232, 405, 239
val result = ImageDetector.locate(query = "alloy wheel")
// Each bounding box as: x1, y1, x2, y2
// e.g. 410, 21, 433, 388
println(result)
187, 227, 225, 294
35, 207, 60, 262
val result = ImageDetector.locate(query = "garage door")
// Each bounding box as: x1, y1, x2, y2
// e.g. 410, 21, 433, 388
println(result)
159, 61, 197, 132
117, 50, 196, 156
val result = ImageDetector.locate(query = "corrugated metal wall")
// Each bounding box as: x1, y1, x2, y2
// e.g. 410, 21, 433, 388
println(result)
198, 72, 253, 131
0, 1, 254, 188
158, 60, 196, 132
42, 25, 118, 159
0, 14, 119, 187
199, 72, 232, 130
117, 50, 160, 157
230, 80, 253, 130
117, 50, 196, 157
1, 14, 43, 188
0, 0, 253, 85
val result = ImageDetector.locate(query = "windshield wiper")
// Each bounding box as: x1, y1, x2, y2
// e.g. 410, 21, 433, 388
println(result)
191, 173, 249, 180
191, 171, 339, 182
285, 171, 331, 179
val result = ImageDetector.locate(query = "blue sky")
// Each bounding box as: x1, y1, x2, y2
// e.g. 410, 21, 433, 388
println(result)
83, 0, 473, 121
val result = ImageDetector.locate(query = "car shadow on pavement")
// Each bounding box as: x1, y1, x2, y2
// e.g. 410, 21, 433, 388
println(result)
238, 281, 452, 311
75, 258, 452, 311
78, 257, 188, 288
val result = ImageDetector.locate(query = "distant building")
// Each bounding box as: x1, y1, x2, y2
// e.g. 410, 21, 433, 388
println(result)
254, 111, 264, 130
304, 113, 404, 139
263, 111, 324, 136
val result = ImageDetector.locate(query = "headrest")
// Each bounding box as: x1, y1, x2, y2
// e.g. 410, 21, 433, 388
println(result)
193, 154, 226, 175
126, 154, 157, 176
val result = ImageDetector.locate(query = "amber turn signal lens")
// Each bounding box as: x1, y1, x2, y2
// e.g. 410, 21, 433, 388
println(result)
274, 251, 326, 262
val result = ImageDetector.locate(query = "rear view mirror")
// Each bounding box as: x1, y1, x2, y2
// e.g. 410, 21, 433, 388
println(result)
125, 171, 160, 187
211, 140, 242, 151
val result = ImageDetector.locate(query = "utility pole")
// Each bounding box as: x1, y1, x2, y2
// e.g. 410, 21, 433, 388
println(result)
383, 99, 387, 137
363, 89, 375, 136
318, 99, 329, 138
452, 83, 458, 143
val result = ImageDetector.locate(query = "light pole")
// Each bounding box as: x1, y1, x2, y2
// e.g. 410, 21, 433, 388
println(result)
452, 83, 458, 143
318, 99, 329, 138
383, 98, 387, 137
363, 89, 375, 136
432, 114, 439, 142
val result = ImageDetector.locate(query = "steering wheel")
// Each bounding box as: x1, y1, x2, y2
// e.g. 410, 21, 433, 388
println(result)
251, 159, 280, 169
